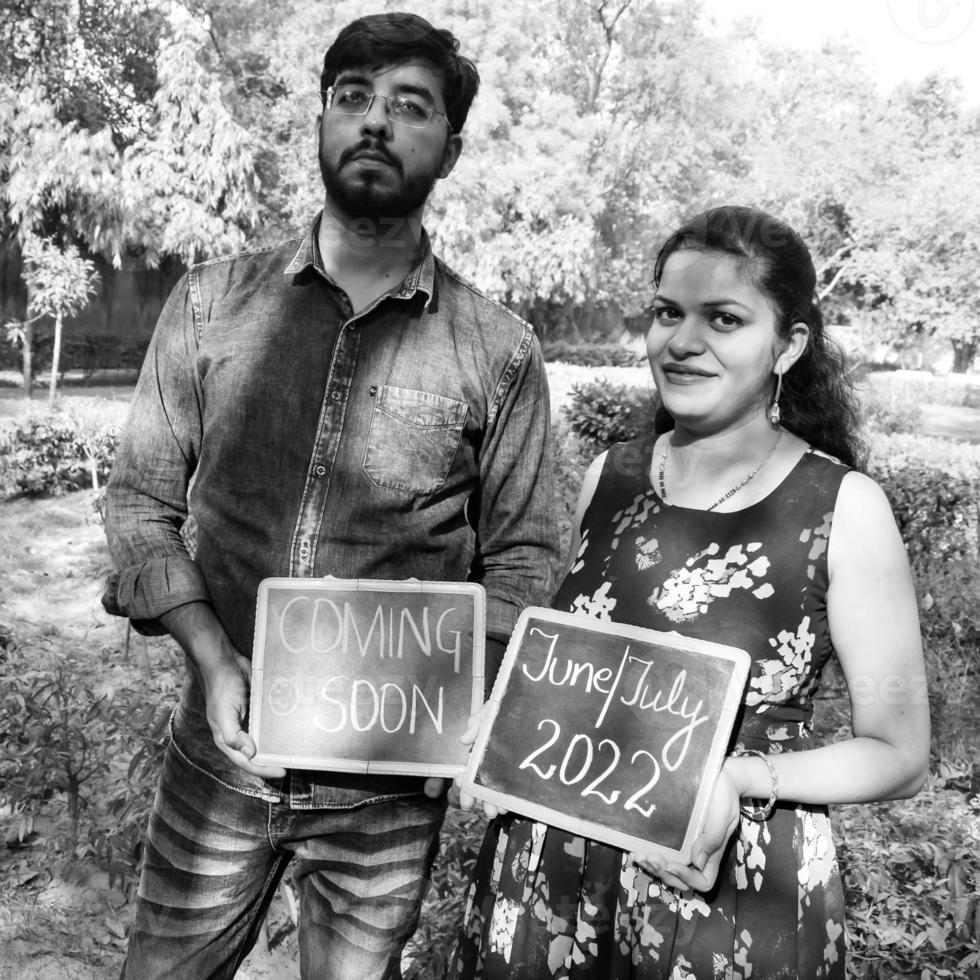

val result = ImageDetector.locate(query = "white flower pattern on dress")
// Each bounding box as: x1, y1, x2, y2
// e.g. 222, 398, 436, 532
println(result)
648, 543, 772, 623
747, 616, 817, 709
569, 527, 591, 576
736, 816, 773, 892
733, 928, 754, 979
669, 954, 697, 979
797, 810, 839, 918
612, 494, 662, 544
821, 918, 845, 974
799, 512, 833, 581
488, 895, 520, 960
635, 534, 662, 570
570, 580, 617, 620
712, 951, 731, 978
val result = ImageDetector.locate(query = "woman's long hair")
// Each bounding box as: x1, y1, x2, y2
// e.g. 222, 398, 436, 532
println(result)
652, 205, 865, 470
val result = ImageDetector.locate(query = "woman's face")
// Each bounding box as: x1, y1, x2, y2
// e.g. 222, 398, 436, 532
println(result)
646, 249, 783, 434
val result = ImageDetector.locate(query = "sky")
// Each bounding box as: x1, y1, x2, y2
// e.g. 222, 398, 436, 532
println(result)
703, 0, 980, 104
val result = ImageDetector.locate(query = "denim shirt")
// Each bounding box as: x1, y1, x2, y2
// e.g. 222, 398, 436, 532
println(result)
102, 215, 560, 807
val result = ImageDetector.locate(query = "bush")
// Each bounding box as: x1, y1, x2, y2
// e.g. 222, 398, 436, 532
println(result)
562, 379, 658, 450
869, 460, 978, 566
550, 420, 595, 557
0, 406, 120, 497
837, 781, 980, 978
914, 557, 980, 759
0, 650, 172, 891
0, 665, 121, 850
0, 332, 148, 375
403, 808, 487, 979
543, 341, 647, 369
865, 370, 980, 410
860, 386, 923, 435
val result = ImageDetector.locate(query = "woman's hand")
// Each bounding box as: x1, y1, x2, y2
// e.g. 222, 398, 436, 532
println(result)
446, 704, 509, 818
631, 761, 741, 892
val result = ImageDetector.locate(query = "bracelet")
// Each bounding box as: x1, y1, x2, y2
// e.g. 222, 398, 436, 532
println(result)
735, 749, 778, 821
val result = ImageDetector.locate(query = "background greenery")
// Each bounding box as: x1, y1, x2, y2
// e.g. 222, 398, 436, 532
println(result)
3, 0, 980, 385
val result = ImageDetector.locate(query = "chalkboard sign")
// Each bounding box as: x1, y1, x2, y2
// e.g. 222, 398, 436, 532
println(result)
249, 578, 485, 775
462, 608, 749, 862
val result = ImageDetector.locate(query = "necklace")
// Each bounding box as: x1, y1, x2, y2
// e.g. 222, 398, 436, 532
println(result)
657, 431, 783, 511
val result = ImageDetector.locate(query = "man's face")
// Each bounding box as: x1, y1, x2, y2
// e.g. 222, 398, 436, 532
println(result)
317, 60, 462, 224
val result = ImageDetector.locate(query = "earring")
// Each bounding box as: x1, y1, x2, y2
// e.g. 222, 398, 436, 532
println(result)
769, 371, 783, 426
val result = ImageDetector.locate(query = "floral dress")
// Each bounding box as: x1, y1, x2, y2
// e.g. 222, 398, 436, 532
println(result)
449, 437, 849, 979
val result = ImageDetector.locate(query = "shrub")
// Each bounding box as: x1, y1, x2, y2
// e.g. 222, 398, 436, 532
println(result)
543, 341, 647, 369
913, 556, 980, 759
860, 386, 923, 435
0, 665, 122, 851
869, 460, 978, 566
0, 406, 120, 497
550, 420, 595, 557
0, 652, 172, 890
403, 808, 487, 978
0, 332, 148, 375
865, 370, 980, 410
562, 379, 658, 450
837, 780, 980, 978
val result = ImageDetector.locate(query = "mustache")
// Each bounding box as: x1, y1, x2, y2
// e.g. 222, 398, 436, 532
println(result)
340, 140, 402, 174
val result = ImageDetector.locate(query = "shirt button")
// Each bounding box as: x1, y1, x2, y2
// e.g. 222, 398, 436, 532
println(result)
299, 541, 311, 560
369, 385, 378, 396
331, 391, 341, 401
314, 464, 326, 477
347, 323, 357, 331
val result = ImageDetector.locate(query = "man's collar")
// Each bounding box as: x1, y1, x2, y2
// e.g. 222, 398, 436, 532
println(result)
284, 212, 435, 307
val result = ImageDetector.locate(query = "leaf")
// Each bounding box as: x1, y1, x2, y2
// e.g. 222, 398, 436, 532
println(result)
927, 922, 950, 950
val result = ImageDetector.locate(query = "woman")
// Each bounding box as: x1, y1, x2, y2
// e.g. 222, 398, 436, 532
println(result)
449, 206, 930, 979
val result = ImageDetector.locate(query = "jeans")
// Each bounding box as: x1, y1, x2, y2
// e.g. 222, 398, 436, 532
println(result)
122, 741, 447, 979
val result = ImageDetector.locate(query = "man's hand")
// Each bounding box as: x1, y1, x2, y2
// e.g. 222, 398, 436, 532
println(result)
200, 651, 287, 779
159, 602, 286, 780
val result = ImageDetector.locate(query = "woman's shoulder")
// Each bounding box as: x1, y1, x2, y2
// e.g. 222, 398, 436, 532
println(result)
799, 447, 888, 512
835, 468, 895, 519
793, 442, 852, 490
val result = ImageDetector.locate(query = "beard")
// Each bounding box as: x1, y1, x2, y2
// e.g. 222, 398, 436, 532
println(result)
319, 139, 438, 225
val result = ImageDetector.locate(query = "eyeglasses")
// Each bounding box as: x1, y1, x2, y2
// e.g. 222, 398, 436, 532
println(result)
321, 85, 454, 133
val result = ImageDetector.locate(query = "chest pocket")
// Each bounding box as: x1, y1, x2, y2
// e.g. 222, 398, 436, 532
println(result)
363, 385, 468, 495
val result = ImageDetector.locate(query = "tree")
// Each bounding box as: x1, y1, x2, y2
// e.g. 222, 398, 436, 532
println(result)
21, 236, 100, 402
0, 0, 164, 142
844, 76, 980, 371
0, 79, 120, 391
117, 3, 261, 267
0, 1, 261, 392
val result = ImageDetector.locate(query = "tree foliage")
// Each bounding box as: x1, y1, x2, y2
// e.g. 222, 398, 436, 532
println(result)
1, 0, 979, 370
0, 0, 261, 394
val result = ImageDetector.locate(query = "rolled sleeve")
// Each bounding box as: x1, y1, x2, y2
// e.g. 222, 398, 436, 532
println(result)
103, 557, 211, 634
473, 333, 561, 641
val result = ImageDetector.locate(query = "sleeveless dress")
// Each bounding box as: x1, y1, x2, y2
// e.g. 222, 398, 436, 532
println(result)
449, 436, 849, 980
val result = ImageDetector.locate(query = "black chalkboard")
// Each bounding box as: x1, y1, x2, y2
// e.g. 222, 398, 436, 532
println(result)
249, 578, 485, 775
462, 608, 749, 861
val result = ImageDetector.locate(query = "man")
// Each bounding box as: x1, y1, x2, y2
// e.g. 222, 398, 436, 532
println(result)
102, 12, 559, 979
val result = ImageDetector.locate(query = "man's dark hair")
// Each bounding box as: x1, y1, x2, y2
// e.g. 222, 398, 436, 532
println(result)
320, 12, 480, 134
